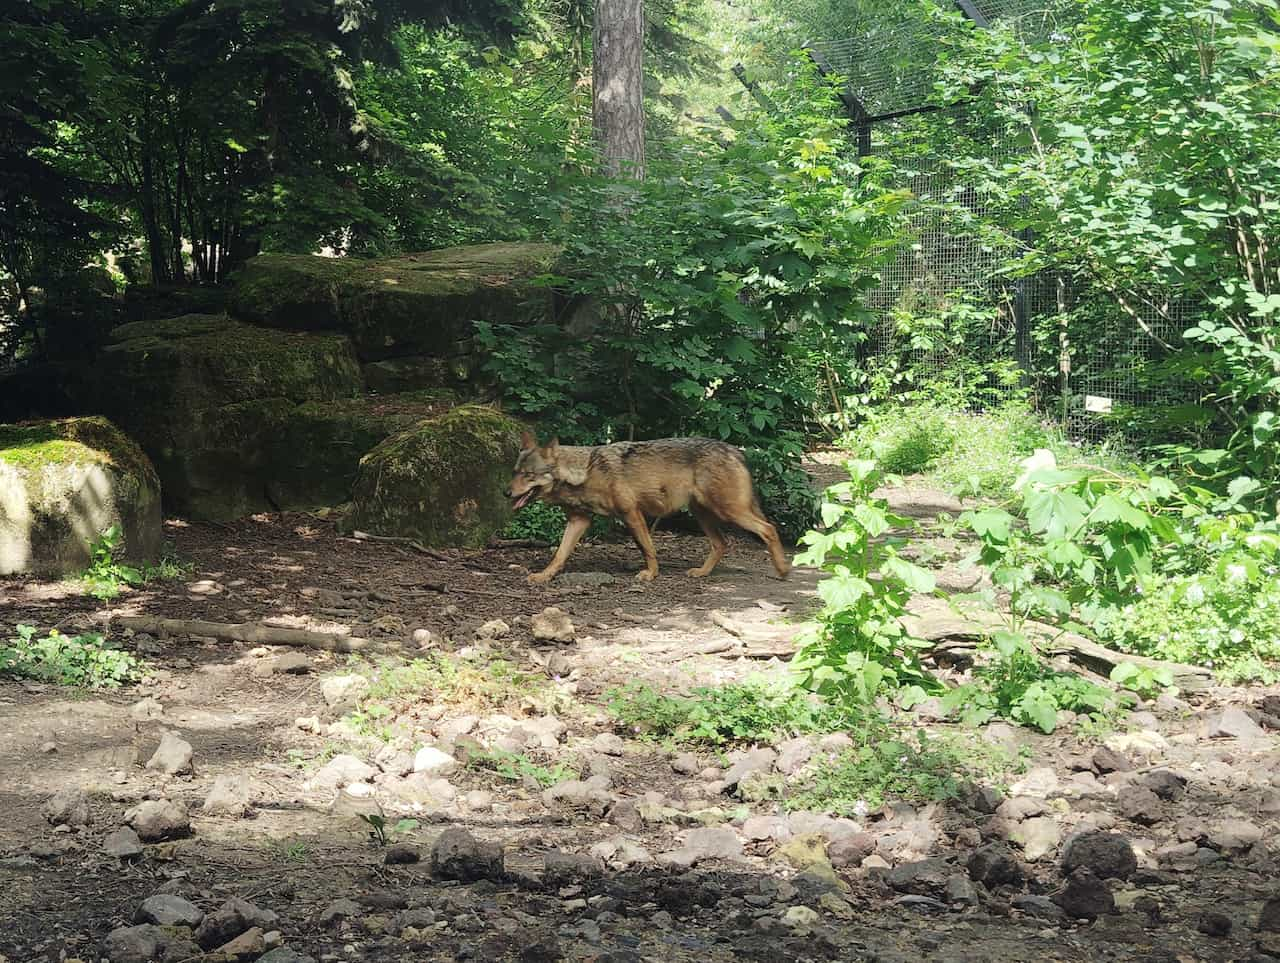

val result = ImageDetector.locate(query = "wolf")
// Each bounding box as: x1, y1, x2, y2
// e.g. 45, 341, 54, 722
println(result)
505, 432, 791, 584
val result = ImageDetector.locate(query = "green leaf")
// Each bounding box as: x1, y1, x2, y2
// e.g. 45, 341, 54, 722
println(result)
881, 555, 937, 594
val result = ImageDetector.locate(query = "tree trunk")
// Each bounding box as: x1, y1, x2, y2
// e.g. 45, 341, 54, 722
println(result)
592, 0, 645, 179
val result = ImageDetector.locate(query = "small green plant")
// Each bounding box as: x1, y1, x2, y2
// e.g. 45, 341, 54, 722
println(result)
80, 526, 192, 600
1109, 662, 1178, 701
790, 459, 942, 707
466, 748, 577, 787
359, 813, 420, 847
605, 679, 863, 746
499, 500, 614, 544
940, 634, 1116, 733
1, 624, 146, 688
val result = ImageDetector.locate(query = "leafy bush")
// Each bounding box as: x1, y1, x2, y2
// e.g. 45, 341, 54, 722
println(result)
605, 679, 862, 746
2, 624, 146, 688
499, 501, 614, 544
842, 399, 1094, 496
467, 748, 578, 788
790, 459, 942, 705
1101, 576, 1280, 685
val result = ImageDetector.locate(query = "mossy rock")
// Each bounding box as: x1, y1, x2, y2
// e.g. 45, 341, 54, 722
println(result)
362, 355, 477, 394
341, 405, 524, 548
267, 390, 460, 510
59, 314, 365, 521
229, 242, 561, 361
0, 417, 162, 576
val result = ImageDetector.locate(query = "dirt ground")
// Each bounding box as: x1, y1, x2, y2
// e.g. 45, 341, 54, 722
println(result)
2, 498, 1280, 963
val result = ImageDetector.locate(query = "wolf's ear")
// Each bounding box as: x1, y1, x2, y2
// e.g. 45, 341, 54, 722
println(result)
519, 430, 536, 451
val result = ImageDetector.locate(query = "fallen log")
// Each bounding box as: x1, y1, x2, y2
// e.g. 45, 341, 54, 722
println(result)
902, 597, 1212, 693
114, 616, 392, 654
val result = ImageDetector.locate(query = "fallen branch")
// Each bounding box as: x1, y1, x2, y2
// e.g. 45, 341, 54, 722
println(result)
349, 530, 451, 561
902, 597, 1212, 692
487, 537, 552, 549
115, 616, 391, 654
708, 609, 804, 646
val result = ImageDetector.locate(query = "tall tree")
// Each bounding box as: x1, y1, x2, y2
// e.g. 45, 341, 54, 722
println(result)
592, 0, 646, 177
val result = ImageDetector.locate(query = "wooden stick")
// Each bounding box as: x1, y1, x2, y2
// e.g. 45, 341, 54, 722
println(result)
115, 616, 391, 654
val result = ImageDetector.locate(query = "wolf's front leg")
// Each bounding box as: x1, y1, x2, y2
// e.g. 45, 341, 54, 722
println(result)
622, 509, 659, 581
528, 511, 592, 584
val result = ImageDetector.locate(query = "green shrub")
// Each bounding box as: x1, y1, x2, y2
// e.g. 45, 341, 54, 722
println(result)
605, 679, 863, 746
1, 624, 146, 688
1101, 575, 1280, 684
81, 526, 191, 601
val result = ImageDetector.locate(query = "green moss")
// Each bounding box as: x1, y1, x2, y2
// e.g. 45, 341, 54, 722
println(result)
0, 417, 158, 487
344, 405, 525, 547
229, 243, 562, 361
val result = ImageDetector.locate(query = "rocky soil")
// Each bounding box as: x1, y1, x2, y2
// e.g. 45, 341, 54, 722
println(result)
2, 490, 1279, 963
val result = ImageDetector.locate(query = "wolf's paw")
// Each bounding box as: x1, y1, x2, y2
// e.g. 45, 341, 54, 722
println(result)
686, 567, 712, 578
634, 569, 657, 583
527, 571, 554, 585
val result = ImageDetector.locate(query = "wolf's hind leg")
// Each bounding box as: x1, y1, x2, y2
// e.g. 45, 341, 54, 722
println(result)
687, 502, 728, 577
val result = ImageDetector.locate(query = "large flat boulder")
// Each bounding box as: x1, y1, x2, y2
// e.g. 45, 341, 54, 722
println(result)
341, 406, 524, 547
0, 417, 162, 576
75, 314, 364, 520
229, 243, 560, 361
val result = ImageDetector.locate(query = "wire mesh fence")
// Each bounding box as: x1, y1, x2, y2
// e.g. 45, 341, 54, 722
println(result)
807, 1, 1179, 439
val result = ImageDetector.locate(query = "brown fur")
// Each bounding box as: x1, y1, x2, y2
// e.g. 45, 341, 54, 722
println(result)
506, 431, 791, 584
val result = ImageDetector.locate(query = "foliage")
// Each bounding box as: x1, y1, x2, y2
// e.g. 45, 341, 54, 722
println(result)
359, 814, 420, 847
785, 720, 1025, 815
940, 634, 1114, 733
2, 624, 146, 688
339, 653, 555, 742
499, 500, 613, 544
790, 460, 942, 705
482, 62, 909, 533
932, 0, 1280, 503
842, 398, 1087, 496
605, 678, 863, 746
467, 747, 578, 787
80, 526, 190, 600
1101, 575, 1280, 685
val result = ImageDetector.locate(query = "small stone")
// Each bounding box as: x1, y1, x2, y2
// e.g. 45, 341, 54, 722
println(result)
464, 789, 493, 811
194, 898, 278, 950
592, 732, 625, 756
1209, 818, 1264, 854
531, 607, 575, 643
1061, 831, 1137, 881
412, 745, 458, 778
1009, 767, 1059, 798
44, 787, 90, 828
257, 949, 318, 963
589, 836, 651, 870
320, 673, 370, 709
828, 832, 875, 867
103, 827, 144, 860
124, 799, 190, 841
782, 905, 820, 929
310, 754, 378, 790
1197, 911, 1232, 938
146, 730, 195, 776
542, 779, 614, 815
102, 924, 200, 963
136, 894, 204, 927
945, 874, 978, 905
1010, 816, 1062, 862
1055, 867, 1115, 919
319, 898, 361, 926
216, 926, 265, 958
1116, 786, 1163, 826
39, 741, 57, 754
887, 857, 951, 897
1090, 746, 1132, 774
203, 775, 252, 816
476, 619, 510, 640
130, 697, 165, 722
1139, 769, 1186, 801
385, 844, 419, 865
659, 826, 743, 867
1259, 896, 1280, 933
1203, 706, 1265, 741
775, 736, 814, 775
968, 842, 1025, 887
1012, 894, 1066, 922
431, 828, 504, 882
722, 747, 776, 788
411, 628, 437, 648
543, 850, 603, 886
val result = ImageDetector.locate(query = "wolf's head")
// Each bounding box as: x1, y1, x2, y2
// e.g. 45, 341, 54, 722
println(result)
505, 431, 560, 510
